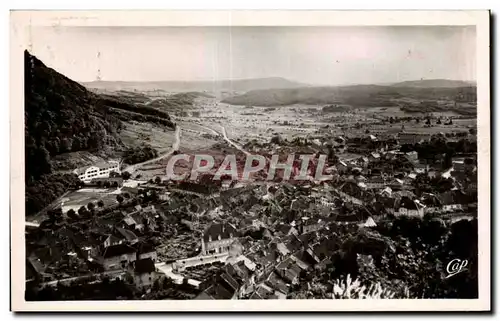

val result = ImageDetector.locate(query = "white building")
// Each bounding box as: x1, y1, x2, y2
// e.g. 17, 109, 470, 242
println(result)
74, 160, 121, 182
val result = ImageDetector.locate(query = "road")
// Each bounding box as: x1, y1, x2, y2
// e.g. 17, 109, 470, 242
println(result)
220, 125, 251, 156
123, 125, 181, 174
155, 262, 184, 284
155, 252, 229, 286
40, 269, 125, 287
144, 97, 164, 106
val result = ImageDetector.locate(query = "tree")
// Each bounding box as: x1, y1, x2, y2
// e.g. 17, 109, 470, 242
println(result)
123, 193, 131, 199
121, 171, 131, 180
97, 200, 105, 208
87, 202, 95, 212
116, 194, 124, 204
443, 152, 453, 169
47, 207, 63, 223
152, 279, 160, 292
468, 128, 477, 135
154, 176, 162, 184
67, 208, 77, 220
270, 134, 283, 145
109, 171, 120, 178
78, 206, 88, 216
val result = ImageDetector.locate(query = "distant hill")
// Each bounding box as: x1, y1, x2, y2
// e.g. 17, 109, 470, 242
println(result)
391, 79, 476, 88
82, 77, 306, 93
221, 82, 477, 110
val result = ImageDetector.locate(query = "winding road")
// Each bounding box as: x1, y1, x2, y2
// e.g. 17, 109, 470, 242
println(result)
123, 125, 181, 174
220, 125, 251, 156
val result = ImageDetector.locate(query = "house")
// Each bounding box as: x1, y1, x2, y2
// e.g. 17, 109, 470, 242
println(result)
133, 258, 157, 289
359, 217, 377, 228
414, 163, 430, 174
366, 176, 386, 189
264, 272, 288, 299
336, 160, 350, 174
407, 173, 417, 180
438, 190, 472, 212
421, 193, 442, 214
397, 132, 431, 145
300, 218, 324, 234
135, 242, 157, 263
103, 234, 123, 249
73, 160, 120, 182
373, 196, 397, 215
304, 238, 338, 266
114, 227, 139, 245
276, 257, 302, 285
26, 255, 51, 283
275, 223, 298, 237
393, 190, 416, 200
405, 151, 419, 163
196, 272, 241, 300
452, 158, 466, 171
355, 156, 369, 168
369, 152, 381, 162
337, 181, 372, 205
379, 186, 392, 197
394, 197, 425, 218
250, 283, 279, 300
102, 244, 137, 270
201, 222, 239, 255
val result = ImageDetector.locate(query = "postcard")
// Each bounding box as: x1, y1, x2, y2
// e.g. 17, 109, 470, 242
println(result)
10, 10, 490, 312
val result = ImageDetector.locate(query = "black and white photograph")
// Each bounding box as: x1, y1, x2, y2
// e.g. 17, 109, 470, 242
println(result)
10, 10, 490, 311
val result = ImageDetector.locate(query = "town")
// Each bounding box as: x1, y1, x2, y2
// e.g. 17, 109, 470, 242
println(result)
25, 121, 478, 300
22, 23, 480, 301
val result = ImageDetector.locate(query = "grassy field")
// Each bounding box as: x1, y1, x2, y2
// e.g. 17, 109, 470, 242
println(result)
119, 121, 177, 153
57, 188, 122, 213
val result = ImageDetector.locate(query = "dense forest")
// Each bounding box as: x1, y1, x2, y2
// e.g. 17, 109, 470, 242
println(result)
123, 144, 159, 165
24, 51, 122, 183
24, 51, 174, 217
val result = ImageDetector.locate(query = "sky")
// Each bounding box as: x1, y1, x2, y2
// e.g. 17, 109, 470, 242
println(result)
28, 26, 476, 85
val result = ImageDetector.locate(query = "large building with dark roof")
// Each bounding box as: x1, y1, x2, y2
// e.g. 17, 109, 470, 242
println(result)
102, 244, 137, 270
201, 222, 239, 255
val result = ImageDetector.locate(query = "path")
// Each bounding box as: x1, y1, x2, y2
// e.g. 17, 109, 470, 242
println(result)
40, 269, 125, 287
144, 97, 164, 106
155, 253, 229, 286
155, 262, 184, 284
123, 125, 181, 174
220, 125, 251, 156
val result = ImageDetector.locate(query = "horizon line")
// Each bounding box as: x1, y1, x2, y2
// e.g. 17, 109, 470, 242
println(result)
79, 77, 477, 87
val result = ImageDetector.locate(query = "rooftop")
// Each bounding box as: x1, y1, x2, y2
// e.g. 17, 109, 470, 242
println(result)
134, 258, 155, 274
203, 222, 238, 242
103, 244, 136, 258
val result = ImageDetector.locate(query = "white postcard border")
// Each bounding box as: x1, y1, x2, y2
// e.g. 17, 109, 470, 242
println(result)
10, 10, 491, 312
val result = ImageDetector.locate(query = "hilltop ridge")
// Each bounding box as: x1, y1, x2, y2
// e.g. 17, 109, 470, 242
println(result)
82, 77, 306, 93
